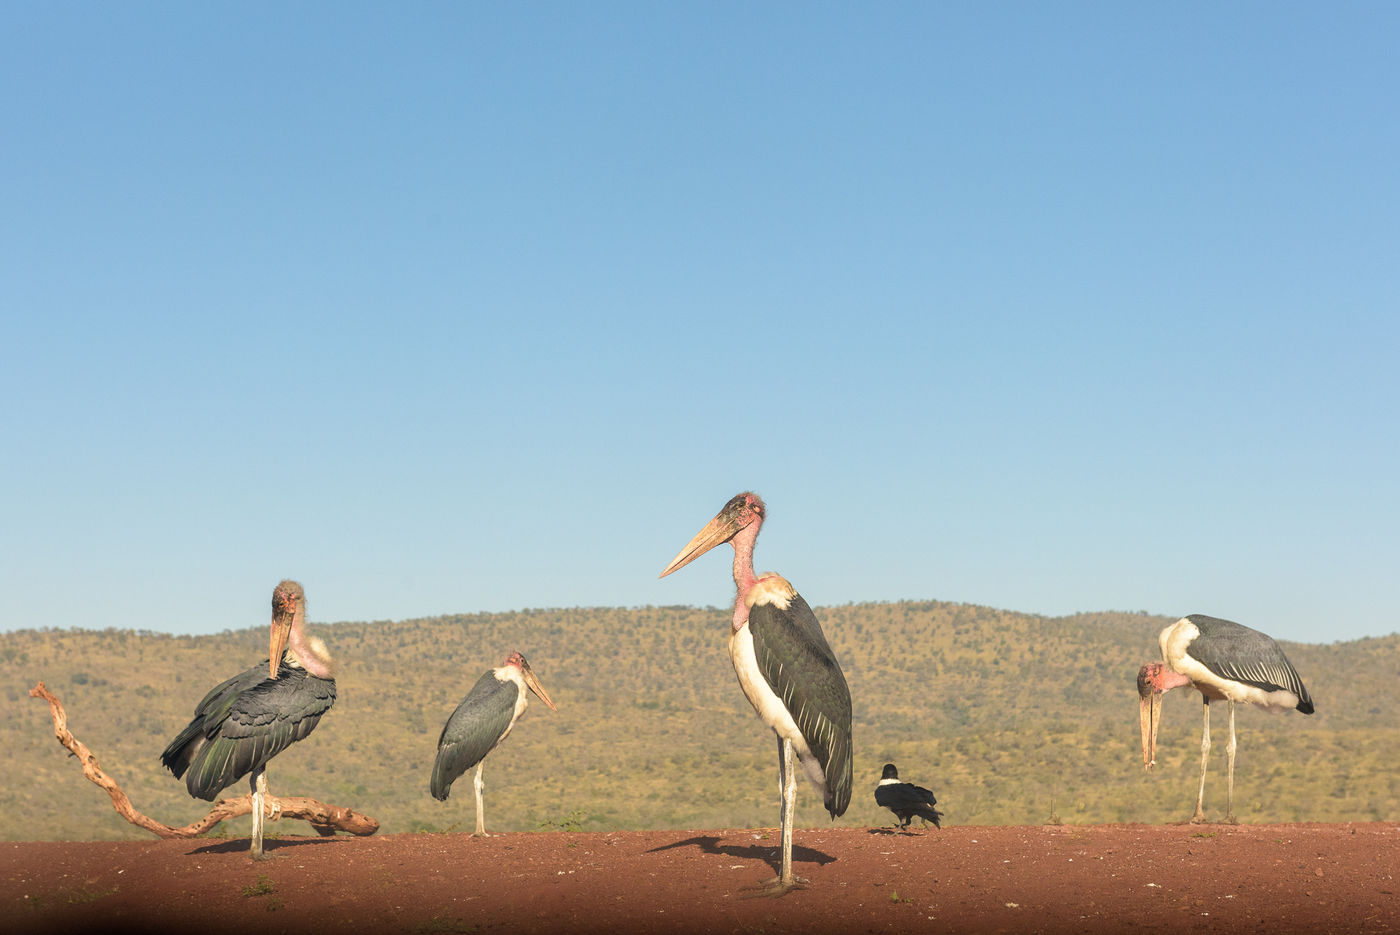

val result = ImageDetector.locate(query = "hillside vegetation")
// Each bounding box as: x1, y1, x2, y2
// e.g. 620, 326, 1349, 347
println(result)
4, 601, 1396, 841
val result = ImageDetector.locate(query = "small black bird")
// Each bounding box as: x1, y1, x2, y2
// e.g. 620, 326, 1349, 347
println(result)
874, 763, 943, 830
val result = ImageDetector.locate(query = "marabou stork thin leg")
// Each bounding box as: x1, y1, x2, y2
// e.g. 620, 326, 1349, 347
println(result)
779, 738, 804, 889
774, 735, 787, 844
472, 761, 488, 836
779, 738, 793, 883
750, 737, 807, 896
1224, 700, 1238, 824
250, 767, 268, 859
1191, 699, 1211, 823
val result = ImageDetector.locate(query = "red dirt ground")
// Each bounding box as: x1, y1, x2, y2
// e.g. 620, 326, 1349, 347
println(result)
4, 823, 1397, 934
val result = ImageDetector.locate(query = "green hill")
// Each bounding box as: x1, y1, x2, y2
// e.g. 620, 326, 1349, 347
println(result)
4, 602, 1396, 841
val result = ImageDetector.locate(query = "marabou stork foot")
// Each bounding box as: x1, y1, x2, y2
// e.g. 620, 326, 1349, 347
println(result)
743, 875, 809, 898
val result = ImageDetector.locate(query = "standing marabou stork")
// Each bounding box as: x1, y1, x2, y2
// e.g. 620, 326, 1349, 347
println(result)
430, 651, 557, 835
1138, 614, 1314, 823
161, 580, 336, 858
660, 492, 852, 895
874, 763, 943, 831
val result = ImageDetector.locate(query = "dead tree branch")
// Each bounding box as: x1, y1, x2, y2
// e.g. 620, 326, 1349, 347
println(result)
29, 681, 379, 839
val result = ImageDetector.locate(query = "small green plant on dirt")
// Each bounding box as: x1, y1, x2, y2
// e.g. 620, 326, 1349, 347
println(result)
69, 884, 120, 905
889, 890, 912, 904
1192, 831, 1217, 838
538, 808, 588, 832
368, 863, 399, 891
241, 874, 282, 911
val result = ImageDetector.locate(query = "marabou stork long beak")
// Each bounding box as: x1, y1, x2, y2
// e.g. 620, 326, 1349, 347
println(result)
268, 586, 299, 679
520, 657, 558, 711
1137, 665, 1161, 771
658, 496, 750, 578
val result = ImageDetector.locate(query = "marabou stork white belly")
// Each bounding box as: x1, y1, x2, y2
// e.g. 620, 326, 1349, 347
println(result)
728, 608, 829, 794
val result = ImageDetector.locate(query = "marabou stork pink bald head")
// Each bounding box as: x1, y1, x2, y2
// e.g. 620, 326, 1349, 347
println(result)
1137, 661, 1192, 770
505, 651, 558, 711
265, 580, 332, 680
268, 580, 305, 679
658, 492, 765, 579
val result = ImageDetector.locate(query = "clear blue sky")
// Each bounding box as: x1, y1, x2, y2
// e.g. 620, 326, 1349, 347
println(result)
3, 4, 1396, 643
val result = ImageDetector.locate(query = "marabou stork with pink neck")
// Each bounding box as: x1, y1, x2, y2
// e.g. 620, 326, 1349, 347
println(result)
1138, 614, 1313, 823
161, 580, 335, 858
430, 651, 557, 835
660, 492, 852, 895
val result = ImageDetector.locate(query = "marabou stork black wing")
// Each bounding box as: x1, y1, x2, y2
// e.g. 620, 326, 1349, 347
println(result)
430, 670, 520, 801
162, 662, 336, 801
161, 662, 267, 781
749, 592, 853, 818
1185, 614, 1315, 713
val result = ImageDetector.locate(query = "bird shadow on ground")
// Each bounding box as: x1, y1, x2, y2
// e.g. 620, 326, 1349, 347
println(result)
188, 837, 340, 857
866, 827, 931, 837
647, 835, 836, 873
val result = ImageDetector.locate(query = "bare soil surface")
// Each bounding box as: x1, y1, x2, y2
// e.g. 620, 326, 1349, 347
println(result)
4, 823, 1397, 934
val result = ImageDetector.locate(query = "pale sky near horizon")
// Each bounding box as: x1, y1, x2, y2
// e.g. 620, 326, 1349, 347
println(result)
3, 4, 1396, 644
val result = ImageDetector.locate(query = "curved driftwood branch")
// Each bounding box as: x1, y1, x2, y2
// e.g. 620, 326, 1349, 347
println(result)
29, 681, 379, 839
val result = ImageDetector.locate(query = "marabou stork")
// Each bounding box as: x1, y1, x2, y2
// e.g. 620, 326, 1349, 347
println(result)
161, 580, 335, 858
430, 651, 557, 835
1138, 614, 1314, 823
874, 763, 943, 831
660, 492, 853, 895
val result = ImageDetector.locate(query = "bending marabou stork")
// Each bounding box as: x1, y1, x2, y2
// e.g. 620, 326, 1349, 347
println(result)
161, 580, 335, 858
430, 651, 557, 835
875, 763, 943, 831
1138, 614, 1314, 823
660, 492, 853, 895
